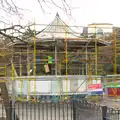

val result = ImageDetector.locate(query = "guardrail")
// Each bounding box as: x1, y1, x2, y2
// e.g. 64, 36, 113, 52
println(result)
0, 99, 120, 120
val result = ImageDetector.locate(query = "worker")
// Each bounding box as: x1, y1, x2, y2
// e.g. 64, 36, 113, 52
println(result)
48, 56, 53, 74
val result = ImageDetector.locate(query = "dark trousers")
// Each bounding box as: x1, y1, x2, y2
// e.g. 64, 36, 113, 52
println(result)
48, 64, 52, 74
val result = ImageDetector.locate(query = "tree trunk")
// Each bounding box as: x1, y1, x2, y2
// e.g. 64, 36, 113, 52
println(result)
0, 82, 11, 120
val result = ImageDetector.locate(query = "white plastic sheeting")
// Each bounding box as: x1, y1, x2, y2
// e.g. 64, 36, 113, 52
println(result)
15, 75, 87, 95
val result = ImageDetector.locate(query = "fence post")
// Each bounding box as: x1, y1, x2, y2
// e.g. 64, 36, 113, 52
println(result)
102, 105, 107, 120
118, 110, 120, 120
73, 100, 76, 120
10, 102, 12, 120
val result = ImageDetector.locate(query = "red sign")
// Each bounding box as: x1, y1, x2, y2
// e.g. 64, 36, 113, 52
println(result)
88, 84, 102, 90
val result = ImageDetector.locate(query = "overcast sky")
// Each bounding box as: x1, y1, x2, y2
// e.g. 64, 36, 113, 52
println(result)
5, 0, 120, 27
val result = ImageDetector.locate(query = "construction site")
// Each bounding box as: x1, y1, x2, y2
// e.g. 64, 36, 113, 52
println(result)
0, 13, 120, 120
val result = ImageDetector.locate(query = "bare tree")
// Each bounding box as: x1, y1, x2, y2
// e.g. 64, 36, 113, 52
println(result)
0, 0, 23, 24
0, 0, 72, 42
0, 0, 26, 46
37, 0, 72, 15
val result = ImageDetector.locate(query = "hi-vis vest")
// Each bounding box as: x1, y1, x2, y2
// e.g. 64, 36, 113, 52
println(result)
48, 56, 53, 64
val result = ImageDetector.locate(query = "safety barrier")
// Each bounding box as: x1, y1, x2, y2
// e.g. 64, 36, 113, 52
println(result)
0, 99, 120, 120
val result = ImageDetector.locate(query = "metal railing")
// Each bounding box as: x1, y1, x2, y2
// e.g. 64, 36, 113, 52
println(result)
0, 99, 120, 120
74, 99, 120, 120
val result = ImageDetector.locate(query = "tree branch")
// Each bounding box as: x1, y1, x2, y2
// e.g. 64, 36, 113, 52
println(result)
0, 30, 28, 43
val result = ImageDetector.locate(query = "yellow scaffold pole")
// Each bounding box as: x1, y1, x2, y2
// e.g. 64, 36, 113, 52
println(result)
59, 63, 62, 104
20, 64, 22, 97
94, 25, 99, 103
33, 19, 37, 102
114, 28, 117, 79
4, 65, 7, 76
65, 26, 68, 102
27, 45, 31, 100
113, 28, 117, 96
88, 56, 92, 84
95, 25, 98, 81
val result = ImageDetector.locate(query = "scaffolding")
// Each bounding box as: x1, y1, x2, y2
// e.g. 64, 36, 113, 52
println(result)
0, 14, 118, 104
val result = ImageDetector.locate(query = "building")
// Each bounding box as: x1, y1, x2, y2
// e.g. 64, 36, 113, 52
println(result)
9, 13, 109, 101
87, 23, 113, 40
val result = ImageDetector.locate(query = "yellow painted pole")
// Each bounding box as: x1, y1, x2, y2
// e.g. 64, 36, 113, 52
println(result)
88, 57, 92, 84
27, 45, 30, 100
20, 64, 22, 97
94, 25, 99, 103
59, 63, 62, 104
12, 64, 15, 80
95, 25, 98, 81
65, 26, 68, 102
28, 65, 31, 100
4, 65, 7, 76
11, 63, 16, 103
114, 28, 117, 78
33, 19, 37, 103
113, 28, 117, 96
